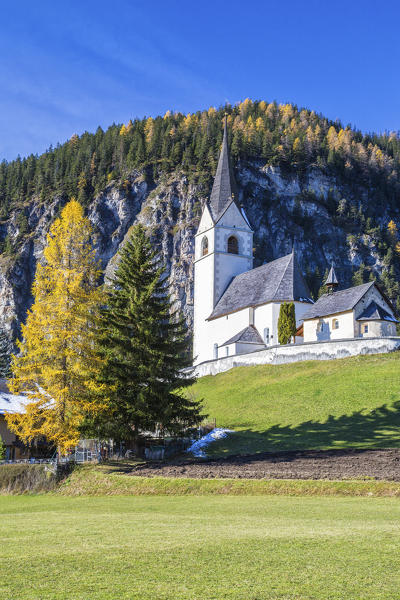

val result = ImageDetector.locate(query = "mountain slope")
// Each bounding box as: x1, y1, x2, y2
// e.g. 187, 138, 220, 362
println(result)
0, 99, 399, 338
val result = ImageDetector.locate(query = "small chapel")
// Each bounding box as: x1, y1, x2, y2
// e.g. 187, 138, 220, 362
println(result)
192, 119, 398, 366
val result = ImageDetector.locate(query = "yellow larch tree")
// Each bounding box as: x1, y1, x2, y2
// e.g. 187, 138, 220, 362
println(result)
6, 200, 105, 454
388, 219, 398, 242
144, 117, 154, 145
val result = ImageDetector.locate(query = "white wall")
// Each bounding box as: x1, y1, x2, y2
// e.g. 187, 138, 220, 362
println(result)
192, 337, 400, 378
254, 301, 313, 346
304, 311, 355, 343
358, 320, 397, 338
193, 201, 253, 365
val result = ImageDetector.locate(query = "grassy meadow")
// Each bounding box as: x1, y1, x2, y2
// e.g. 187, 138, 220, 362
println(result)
188, 352, 400, 455
2, 494, 400, 599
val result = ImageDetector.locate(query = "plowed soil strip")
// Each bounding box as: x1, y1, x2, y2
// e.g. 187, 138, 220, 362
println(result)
129, 448, 400, 480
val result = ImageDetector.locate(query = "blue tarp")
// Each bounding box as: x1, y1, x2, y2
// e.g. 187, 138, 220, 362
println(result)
186, 428, 233, 458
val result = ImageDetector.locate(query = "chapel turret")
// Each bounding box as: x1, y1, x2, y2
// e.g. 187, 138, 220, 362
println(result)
325, 265, 339, 294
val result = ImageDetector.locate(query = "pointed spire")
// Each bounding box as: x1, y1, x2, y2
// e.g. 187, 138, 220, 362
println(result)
325, 264, 339, 293
208, 115, 239, 221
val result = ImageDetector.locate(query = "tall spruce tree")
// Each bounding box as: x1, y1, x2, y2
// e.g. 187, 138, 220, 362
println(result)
93, 224, 203, 441
278, 302, 297, 345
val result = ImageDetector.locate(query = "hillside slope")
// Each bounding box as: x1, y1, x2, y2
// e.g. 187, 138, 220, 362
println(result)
188, 352, 400, 455
0, 100, 399, 339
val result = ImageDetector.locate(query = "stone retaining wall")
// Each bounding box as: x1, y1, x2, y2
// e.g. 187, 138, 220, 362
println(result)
192, 337, 400, 378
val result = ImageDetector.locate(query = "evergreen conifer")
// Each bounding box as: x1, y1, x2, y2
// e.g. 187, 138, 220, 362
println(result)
93, 224, 203, 442
278, 302, 297, 345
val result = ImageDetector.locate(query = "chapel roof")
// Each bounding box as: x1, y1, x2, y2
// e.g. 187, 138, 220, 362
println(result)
325, 265, 339, 286
356, 300, 398, 322
208, 250, 313, 320
208, 117, 240, 222
302, 282, 375, 320
219, 325, 265, 347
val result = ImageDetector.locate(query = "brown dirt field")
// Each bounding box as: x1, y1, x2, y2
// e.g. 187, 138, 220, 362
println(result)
129, 449, 400, 481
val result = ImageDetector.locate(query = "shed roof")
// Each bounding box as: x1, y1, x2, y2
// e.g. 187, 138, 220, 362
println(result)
356, 301, 398, 322
302, 282, 375, 320
220, 325, 265, 347
208, 250, 313, 320
0, 380, 30, 415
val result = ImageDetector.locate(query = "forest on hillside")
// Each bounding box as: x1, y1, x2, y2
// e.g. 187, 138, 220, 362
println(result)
1, 98, 400, 311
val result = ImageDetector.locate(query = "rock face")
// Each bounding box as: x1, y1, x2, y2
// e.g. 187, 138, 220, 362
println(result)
0, 163, 396, 340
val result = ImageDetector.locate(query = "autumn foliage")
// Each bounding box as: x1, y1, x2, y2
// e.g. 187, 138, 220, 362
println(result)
6, 200, 105, 453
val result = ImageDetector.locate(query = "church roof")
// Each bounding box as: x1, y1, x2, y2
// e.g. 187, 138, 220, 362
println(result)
302, 282, 375, 320
219, 325, 265, 347
356, 301, 398, 322
208, 117, 240, 222
208, 251, 313, 320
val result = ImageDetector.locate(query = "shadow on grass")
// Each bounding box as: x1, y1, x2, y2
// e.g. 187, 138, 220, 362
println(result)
211, 400, 400, 455
102, 401, 400, 472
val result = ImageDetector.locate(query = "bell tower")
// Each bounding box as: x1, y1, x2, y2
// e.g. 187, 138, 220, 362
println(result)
193, 116, 253, 364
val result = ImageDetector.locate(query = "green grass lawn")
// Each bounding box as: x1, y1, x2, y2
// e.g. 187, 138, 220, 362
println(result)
1, 494, 400, 599
188, 352, 400, 455
56, 464, 400, 497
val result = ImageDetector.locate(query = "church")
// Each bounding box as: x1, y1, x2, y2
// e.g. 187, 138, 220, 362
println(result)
193, 119, 314, 365
193, 119, 398, 366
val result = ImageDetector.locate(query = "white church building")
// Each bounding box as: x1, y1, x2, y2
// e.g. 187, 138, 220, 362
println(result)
193, 119, 398, 367
193, 120, 314, 365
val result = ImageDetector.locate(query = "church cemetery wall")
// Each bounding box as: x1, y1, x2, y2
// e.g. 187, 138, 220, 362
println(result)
192, 337, 400, 378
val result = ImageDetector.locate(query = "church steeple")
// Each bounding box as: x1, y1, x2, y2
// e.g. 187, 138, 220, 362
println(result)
325, 264, 339, 293
208, 116, 239, 221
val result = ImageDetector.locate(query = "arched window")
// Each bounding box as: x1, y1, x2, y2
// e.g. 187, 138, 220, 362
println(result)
201, 236, 208, 256
227, 235, 239, 254
332, 319, 339, 330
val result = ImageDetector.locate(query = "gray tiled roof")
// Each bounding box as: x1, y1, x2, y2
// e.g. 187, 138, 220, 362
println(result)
208, 251, 313, 320
220, 325, 265, 347
208, 118, 240, 222
356, 301, 398, 322
302, 282, 374, 320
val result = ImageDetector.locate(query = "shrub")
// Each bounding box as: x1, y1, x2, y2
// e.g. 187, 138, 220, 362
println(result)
278, 302, 296, 345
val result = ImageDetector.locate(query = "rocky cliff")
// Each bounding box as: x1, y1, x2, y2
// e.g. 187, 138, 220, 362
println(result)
0, 161, 396, 340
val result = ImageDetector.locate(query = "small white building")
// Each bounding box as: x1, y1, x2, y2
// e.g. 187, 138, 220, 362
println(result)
302, 269, 398, 343
193, 119, 314, 365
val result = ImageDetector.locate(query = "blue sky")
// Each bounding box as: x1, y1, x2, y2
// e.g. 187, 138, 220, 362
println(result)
1, 0, 399, 161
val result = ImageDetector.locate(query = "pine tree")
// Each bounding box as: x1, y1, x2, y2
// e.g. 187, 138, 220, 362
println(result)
352, 263, 367, 286
92, 223, 203, 442
278, 302, 296, 345
5, 200, 104, 454
0, 328, 11, 378
318, 268, 330, 297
